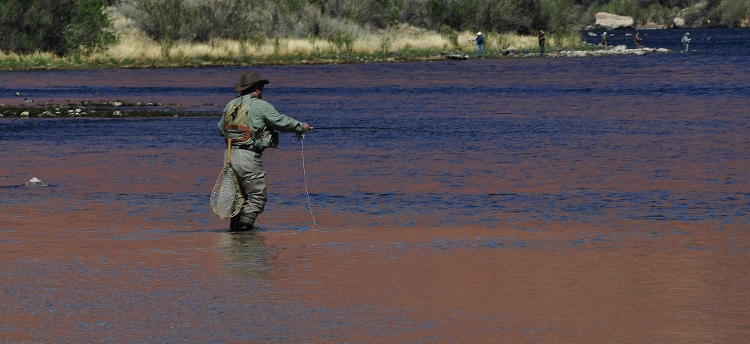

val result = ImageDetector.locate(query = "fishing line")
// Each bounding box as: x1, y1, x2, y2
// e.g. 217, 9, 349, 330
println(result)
297, 123, 489, 226
314, 126, 443, 134
300, 134, 316, 229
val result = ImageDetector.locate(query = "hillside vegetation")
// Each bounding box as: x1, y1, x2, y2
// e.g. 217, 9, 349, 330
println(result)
0, 0, 747, 69
113, 0, 750, 43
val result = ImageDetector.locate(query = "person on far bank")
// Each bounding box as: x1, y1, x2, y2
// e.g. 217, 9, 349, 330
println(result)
600, 32, 608, 47
218, 71, 313, 231
538, 30, 546, 56
634, 32, 642, 48
474, 32, 484, 59
682, 32, 691, 52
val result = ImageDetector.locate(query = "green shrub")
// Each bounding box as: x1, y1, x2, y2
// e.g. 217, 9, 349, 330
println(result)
710, 0, 749, 26
331, 30, 355, 53
380, 35, 393, 54
0, 0, 115, 55
428, 0, 479, 31
439, 24, 459, 49
128, 0, 258, 43
540, 0, 583, 34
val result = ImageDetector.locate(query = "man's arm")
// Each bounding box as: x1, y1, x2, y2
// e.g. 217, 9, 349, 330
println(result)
217, 103, 229, 136
258, 100, 307, 133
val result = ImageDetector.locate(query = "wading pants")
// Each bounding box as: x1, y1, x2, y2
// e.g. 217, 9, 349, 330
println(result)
227, 147, 267, 227
475, 44, 484, 58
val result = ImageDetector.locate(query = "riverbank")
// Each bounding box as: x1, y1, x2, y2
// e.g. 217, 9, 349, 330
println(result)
1, 23, 677, 72
0, 40, 673, 119
0, 42, 670, 72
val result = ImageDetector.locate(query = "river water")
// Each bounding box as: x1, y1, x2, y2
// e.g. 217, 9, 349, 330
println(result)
1, 29, 750, 342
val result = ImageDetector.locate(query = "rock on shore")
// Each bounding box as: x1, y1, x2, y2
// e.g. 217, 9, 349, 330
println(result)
595, 12, 635, 30
496, 45, 670, 58
673, 1, 710, 28
441, 51, 469, 60
554, 45, 670, 57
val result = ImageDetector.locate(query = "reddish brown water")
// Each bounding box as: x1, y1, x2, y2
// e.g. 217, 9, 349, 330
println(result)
2, 46, 750, 341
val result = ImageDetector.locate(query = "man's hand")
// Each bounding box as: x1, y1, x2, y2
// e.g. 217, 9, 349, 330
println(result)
302, 122, 313, 132
297, 122, 313, 140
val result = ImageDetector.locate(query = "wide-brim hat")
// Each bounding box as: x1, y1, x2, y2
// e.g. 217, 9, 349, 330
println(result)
477, 32, 482, 36
235, 71, 269, 92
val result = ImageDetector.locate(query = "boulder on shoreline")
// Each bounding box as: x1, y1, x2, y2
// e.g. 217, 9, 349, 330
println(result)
595, 12, 635, 30
441, 51, 469, 60
673, 1, 709, 28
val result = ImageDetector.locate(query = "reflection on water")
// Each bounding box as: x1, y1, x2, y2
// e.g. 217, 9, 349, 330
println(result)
216, 231, 271, 278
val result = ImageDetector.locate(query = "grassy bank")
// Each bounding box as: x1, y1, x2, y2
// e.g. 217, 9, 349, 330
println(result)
0, 28, 587, 71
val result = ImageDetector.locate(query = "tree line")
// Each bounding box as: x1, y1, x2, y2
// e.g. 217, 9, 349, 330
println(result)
0, 0, 116, 55
1, 0, 748, 56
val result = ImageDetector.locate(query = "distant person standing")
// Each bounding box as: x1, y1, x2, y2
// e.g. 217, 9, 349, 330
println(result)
538, 30, 546, 56
634, 32, 642, 48
681, 32, 691, 52
474, 32, 484, 59
601, 32, 608, 47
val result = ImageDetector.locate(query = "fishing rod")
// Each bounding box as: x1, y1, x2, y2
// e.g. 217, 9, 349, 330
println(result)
310, 114, 515, 134
311, 112, 515, 132
312, 126, 443, 134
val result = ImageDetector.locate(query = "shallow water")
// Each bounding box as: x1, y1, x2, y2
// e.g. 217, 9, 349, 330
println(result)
2, 29, 750, 342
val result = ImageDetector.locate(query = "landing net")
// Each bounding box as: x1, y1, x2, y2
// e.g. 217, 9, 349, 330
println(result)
210, 164, 242, 219
210, 139, 242, 219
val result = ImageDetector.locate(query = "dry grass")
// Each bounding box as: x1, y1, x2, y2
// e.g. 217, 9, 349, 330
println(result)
1, 3, 576, 68
0, 20, 584, 70
102, 27, 552, 60
101, 10, 553, 60
0, 50, 57, 61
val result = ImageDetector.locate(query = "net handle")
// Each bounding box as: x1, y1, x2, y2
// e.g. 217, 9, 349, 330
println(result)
226, 138, 232, 165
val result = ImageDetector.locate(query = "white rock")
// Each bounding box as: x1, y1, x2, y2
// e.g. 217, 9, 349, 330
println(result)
595, 12, 635, 30
24, 177, 48, 186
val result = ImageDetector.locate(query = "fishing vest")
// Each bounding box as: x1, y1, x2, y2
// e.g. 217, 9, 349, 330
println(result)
223, 97, 255, 143
222, 96, 278, 150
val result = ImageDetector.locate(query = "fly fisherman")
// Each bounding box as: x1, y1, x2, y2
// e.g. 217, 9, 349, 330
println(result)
538, 30, 546, 56
218, 71, 313, 231
681, 32, 691, 52
474, 32, 484, 59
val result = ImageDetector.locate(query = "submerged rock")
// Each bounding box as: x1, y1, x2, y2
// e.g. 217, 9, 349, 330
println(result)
23, 177, 48, 186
